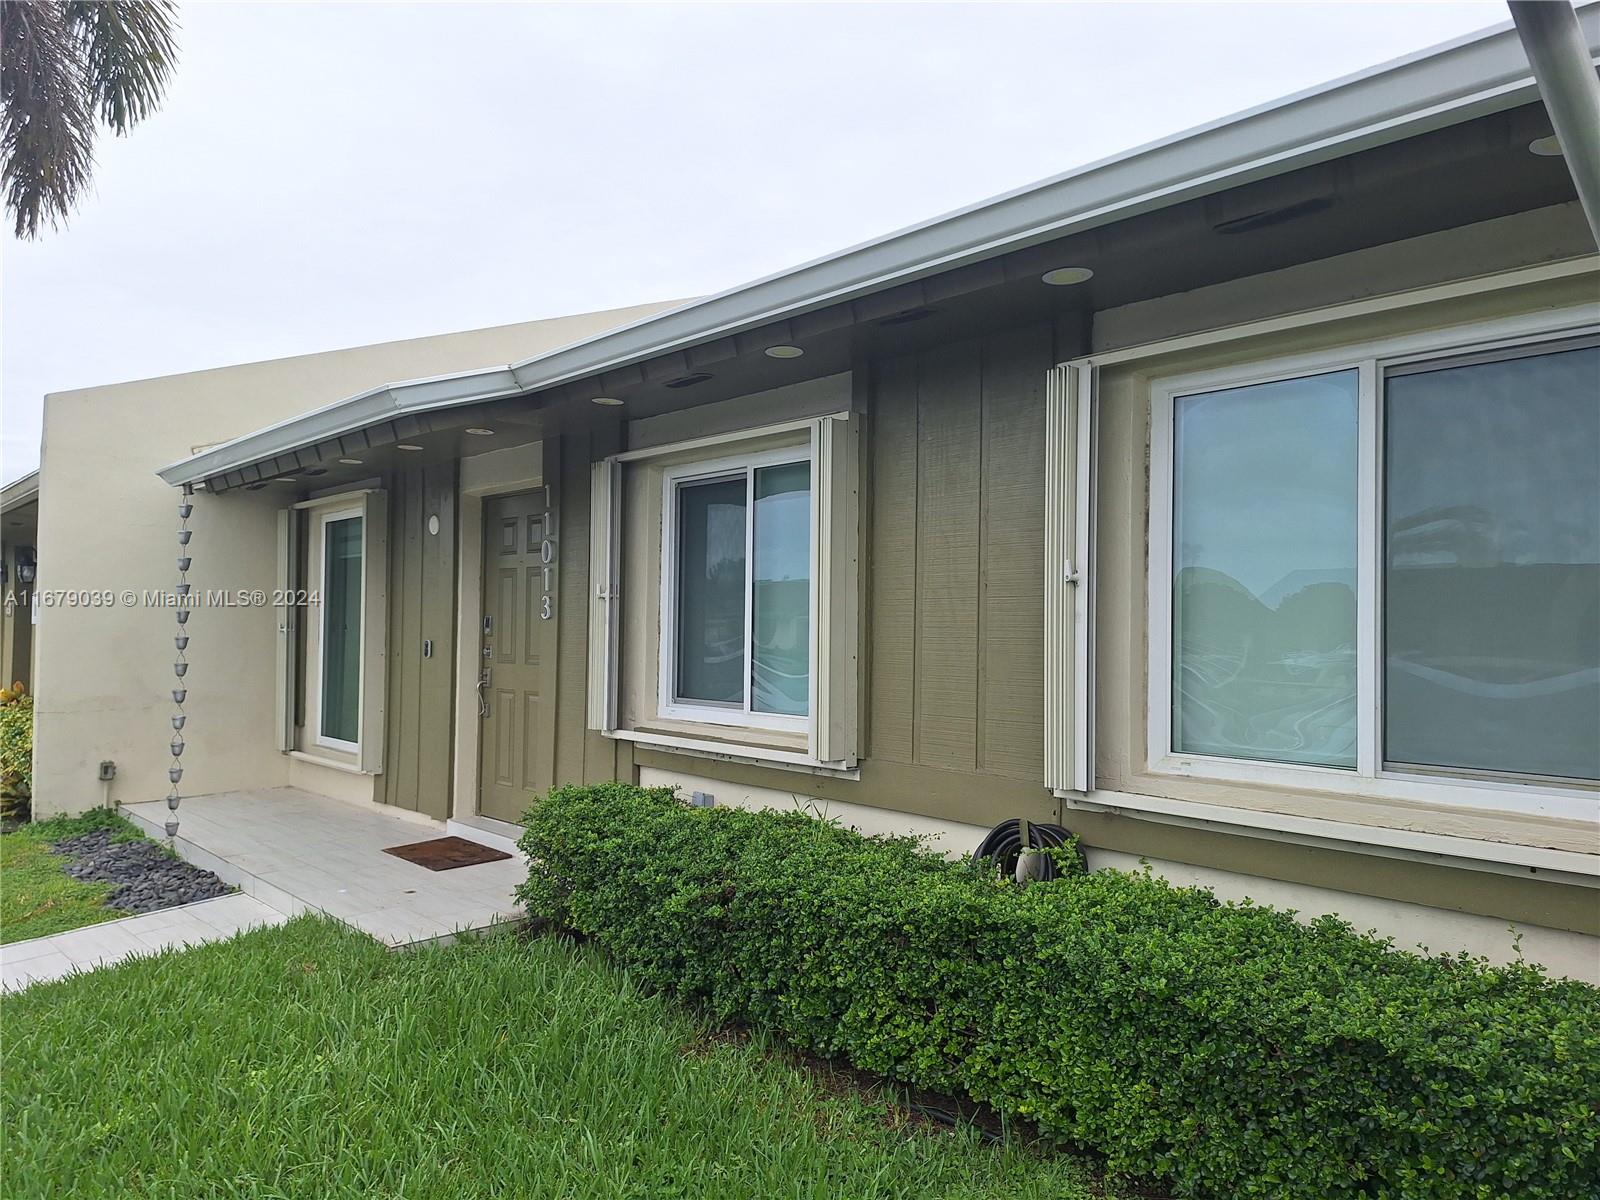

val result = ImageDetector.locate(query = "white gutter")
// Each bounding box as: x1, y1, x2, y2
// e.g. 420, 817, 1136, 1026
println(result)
158, 7, 1600, 489
1509, 0, 1600, 241
156, 367, 525, 488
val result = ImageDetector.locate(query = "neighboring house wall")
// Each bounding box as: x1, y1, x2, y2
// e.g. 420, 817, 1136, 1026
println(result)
29, 301, 680, 817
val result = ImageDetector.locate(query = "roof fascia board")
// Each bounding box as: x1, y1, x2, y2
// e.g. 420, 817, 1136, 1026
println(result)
500, 13, 1589, 389
156, 366, 521, 485
158, 10, 1598, 489
0, 471, 40, 513
505, 85, 1544, 399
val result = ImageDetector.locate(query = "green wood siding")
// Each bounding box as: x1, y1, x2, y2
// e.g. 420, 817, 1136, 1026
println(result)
381, 463, 456, 819
546, 429, 631, 789
978, 326, 1052, 780
867, 322, 1055, 784
573, 318, 1078, 833
547, 312, 1600, 937
865, 355, 918, 763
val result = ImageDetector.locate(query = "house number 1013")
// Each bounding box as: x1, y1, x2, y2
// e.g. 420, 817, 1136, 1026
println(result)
538, 485, 556, 620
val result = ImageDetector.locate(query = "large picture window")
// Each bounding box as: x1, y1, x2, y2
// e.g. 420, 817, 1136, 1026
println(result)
1384, 343, 1599, 782
663, 450, 812, 728
1172, 370, 1358, 767
1152, 327, 1599, 801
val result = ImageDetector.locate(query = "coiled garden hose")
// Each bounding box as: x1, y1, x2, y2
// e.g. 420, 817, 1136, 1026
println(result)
971, 818, 1078, 882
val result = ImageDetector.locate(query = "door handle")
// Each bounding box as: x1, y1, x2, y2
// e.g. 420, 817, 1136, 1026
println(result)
477, 667, 491, 718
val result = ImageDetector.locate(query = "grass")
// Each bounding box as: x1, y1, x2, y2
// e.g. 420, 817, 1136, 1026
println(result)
1, 916, 1114, 1200
0, 808, 149, 944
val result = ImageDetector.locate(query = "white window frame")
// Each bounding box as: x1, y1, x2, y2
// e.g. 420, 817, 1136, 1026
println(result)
1147, 312, 1600, 824
312, 504, 365, 754
657, 444, 815, 734
588, 412, 859, 771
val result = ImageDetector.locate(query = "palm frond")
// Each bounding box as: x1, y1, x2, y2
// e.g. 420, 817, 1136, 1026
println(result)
1, 0, 96, 239
64, 0, 179, 134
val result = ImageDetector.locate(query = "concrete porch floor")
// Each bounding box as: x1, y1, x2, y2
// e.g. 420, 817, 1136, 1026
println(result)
124, 788, 526, 947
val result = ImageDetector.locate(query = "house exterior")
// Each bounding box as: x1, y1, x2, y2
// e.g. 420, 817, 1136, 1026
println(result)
21, 14, 1600, 980
0, 471, 39, 692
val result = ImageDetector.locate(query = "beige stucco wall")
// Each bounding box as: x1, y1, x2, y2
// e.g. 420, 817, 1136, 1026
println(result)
639, 765, 1600, 985
30, 300, 680, 817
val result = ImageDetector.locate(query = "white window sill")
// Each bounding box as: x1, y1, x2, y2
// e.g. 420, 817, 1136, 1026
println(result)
609, 728, 859, 779
1059, 785, 1600, 888
1149, 751, 1598, 824
287, 749, 371, 776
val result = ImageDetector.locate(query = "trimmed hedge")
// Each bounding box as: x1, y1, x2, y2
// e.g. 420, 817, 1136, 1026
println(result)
0, 694, 32, 802
516, 783, 1600, 1200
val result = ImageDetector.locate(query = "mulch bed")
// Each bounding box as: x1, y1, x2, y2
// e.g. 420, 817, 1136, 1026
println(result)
52, 828, 230, 914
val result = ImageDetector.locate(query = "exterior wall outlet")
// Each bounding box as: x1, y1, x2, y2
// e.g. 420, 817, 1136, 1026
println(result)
690, 791, 715, 807
98, 760, 116, 781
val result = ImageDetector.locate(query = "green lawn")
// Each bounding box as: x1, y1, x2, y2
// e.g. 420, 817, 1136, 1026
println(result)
1, 916, 1112, 1200
0, 809, 146, 944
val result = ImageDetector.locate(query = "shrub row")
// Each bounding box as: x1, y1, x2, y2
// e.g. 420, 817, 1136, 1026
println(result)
0, 693, 32, 802
516, 783, 1600, 1199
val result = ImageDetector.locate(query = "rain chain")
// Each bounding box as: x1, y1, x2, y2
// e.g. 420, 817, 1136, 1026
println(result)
168, 487, 193, 840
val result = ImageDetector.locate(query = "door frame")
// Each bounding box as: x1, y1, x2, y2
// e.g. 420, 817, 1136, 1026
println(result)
450, 441, 550, 823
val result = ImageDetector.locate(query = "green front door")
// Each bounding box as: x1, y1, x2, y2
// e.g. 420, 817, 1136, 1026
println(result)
477, 489, 558, 823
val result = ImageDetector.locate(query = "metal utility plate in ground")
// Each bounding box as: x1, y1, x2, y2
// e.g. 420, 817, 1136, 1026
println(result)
381, 835, 512, 872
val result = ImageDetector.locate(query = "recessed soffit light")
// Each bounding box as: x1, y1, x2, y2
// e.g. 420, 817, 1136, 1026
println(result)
1529, 135, 1563, 157
464, 427, 495, 436
1041, 266, 1094, 286
396, 444, 424, 452
279, 477, 299, 483
764, 345, 804, 359
590, 396, 625, 406
337, 457, 363, 465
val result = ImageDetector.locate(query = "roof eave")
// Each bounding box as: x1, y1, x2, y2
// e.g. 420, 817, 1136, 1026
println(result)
0, 471, 40, 513
157, 8, 1599, 490
500, 12, 1583, 386
155, 367, 522, 486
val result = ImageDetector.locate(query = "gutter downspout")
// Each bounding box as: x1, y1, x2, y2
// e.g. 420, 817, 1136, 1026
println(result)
1508, 1, 1600, 244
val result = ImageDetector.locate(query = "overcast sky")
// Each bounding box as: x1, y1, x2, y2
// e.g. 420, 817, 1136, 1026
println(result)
1, 0, 1514, 484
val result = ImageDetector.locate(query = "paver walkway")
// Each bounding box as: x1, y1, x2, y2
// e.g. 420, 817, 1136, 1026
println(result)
125, 787, 526, 947
0, 893, 285, 992
4, 787, 524, 993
